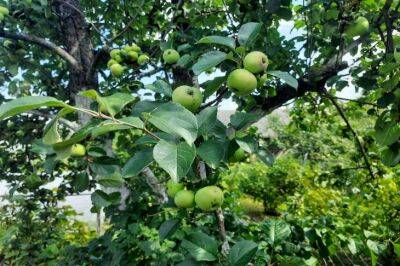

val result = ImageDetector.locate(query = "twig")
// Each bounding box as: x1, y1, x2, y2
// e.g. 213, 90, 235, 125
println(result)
215, 208, 230, 255
27, 110, 78, 131
322, 90, 375, 180
198, 161, 206, 180
328, 96, 380, 107
142, 167, 168, 204
0, 31, 80, 70
200, 87, 228, 110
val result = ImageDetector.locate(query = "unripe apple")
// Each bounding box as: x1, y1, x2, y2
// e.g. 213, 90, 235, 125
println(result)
174, 190, 195, 208
227, 69, 257, 95
6, 120, 14, 128
16, 130, 24, 137
110, 63, 124, 77
127, 51, 138, 62
70, 144, 86, 157
138, 54, 150, 65
107, 59, 118, 68
243, 51, 268, 74
163, 49, 180, 64
195, 186, 224, 211
110, 49, 121, 59
353, 16, 369, 36
167, 180, 184, 198
131, 44, 141, 52
172, 85, 203, 112
3, 40, 13, 48
0, 6, 9, 16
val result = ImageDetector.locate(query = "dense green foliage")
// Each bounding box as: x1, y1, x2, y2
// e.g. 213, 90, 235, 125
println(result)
1, 0, 400, 265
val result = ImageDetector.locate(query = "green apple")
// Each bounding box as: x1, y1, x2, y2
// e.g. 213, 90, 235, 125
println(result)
110, 63, 124, 77
227, 69, 257, 95
167, 180, 184, 198
16, 130, 24, 137
131, 44, 141, 52
257, 73, 268, 88
354, 16, 369, 36
229, 148, 246, 162
107, 59, 118, 68
163, 49, 180, 64
194, 186, 224, 211
3, 40, 13, 48
110, 49, 121, 59
0, 6, 9, 15
172, 85, 203, 112
127, 51, 138, 62
243, 51, 268, 74
174, 190, 195, 208
138, 54, 150, 65
70, 144, 86, 157
6, 120, 14, 128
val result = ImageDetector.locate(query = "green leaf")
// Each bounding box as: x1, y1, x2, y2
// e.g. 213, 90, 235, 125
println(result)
347, 239, 357, 255
197, 106, 218, 136
181, 231, 218, 262
97, 172, 125, 187
202, 76, 227, 99
145, 80, 172, 97
79, 89, 100, 100
135, 132, 176, 145
43, 120, 61, 145
192, 51, 227, 75
122, 148, 154, 177
236, 136, 258, 153
227, 240, 258, 266
267, 71, 298, 89
91, 117, 143, 137
73, 172, 89, 192
153, 140, 196, 182
131, 101, 161, 116
238, 22, 262, 47
230, 112, 261, 130
375, 120, 400, 146
263, 219, 291, 246
197, 36, 236, 49
159, 219, 180, 241
0, 96, 69, 120
53, 122, 98, 149
197, 140, 224, 168
148, 103, 198, 145
100, 93, 136, 116
257, 149, 275, 166
91, 190, 121, 208
393, 242, 400, 258
177, 54, 193, 67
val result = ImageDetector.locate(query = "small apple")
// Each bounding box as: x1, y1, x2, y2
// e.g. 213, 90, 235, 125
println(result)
163, 49, 180, 64
229, 148, 246, 162
243, 51, 268, 74
167, 180, 184, 198
354, 16, 369, 36
0, 6, 9, 16
257, 73, 268, 88
194, 186, 224, 211
107, 59, 118, 68
138, 54, 150, 65
3, 40, 13, 48
131, 44, 141, 52
16, 130, 24, 137
172, 85, 203, 112
110, 63, 124, 77
127, 51, 138, 62
227, 69, 257, 95
70, 144, 86, 157
110, 49, 121, 59
6, 120, 14, 128
174, 190, 195, 208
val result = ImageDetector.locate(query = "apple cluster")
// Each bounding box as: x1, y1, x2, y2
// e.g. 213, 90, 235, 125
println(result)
0, 5, 9, 21
167, 181, 224, 211
107, 44, 150, 77
227, 51, 269, 95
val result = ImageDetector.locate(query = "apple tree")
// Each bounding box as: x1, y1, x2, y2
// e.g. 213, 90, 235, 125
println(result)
0, 0, 400, 264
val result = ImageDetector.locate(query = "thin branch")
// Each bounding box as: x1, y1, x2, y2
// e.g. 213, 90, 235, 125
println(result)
329, 96, 380, 107
200, 87, 228, 110
198, 161, 206, 180
0, 31, 80, 70
108, 18, 136, 44
322, 90, 375, 180
215, 208, 230, 255
142, 167, 168, 204
27, 110, 78, 131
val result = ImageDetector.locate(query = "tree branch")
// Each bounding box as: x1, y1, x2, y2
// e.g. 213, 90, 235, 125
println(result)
322, 90, 375, 180
142, 167, 168, 204
27, 110, 78, 131
215, 208, 230, 255
0, 31, 81, 70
